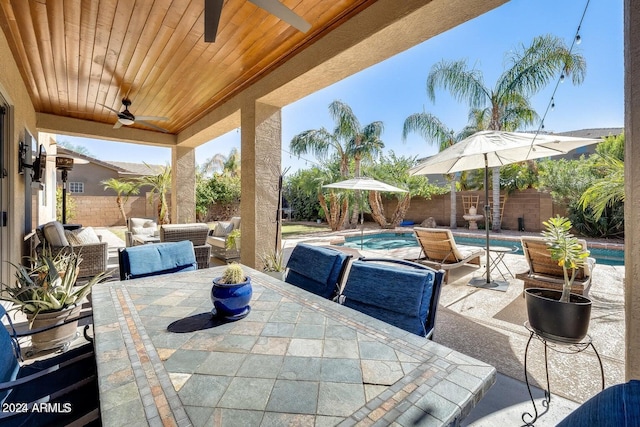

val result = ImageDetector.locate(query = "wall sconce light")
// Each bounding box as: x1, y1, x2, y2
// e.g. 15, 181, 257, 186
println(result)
18, 142, 47, 182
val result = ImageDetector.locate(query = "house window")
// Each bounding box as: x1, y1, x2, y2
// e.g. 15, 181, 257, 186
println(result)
69, 182, 84, 193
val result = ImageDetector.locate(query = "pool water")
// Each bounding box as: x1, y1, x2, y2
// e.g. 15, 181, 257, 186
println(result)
340, 232, 624, 266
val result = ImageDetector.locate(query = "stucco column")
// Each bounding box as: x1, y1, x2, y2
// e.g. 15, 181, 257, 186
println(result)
171, 146, 196, 224
240, 102, 281, 268
625, 0, 640, 381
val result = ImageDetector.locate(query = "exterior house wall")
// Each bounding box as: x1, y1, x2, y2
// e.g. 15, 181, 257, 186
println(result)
0, 27, 38, 283
60, 162, 123, 196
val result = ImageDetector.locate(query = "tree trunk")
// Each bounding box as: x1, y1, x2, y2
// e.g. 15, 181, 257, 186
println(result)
492, 166, 501, 232
390, 194, 411, 227
368, 191, 387, 227
449, 178, 457, 229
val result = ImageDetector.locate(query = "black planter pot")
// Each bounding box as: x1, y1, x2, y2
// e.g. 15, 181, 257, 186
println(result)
524, 288, 592, 344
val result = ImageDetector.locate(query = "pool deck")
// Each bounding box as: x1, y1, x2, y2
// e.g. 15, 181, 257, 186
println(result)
285, 224, 626, 425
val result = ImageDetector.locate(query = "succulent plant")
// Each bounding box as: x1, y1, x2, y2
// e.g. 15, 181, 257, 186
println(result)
219, 263, 246, 284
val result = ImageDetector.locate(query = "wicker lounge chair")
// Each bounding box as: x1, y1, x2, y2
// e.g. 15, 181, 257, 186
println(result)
516, 236, 596, 296
160, 223, 212, 269
413, 227, 485, 284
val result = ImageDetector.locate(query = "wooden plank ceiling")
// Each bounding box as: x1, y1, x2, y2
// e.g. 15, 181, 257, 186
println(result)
0, 0, 373, 134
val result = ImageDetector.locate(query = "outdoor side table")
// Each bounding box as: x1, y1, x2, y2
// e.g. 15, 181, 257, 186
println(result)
521, 321, 605, 426
482, 245, 518, 281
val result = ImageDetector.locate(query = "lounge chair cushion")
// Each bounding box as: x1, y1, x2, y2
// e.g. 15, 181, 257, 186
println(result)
42, 220, 69, 247
285, 243, 349, 299
119, 241, 197, 279
341, 261, 437, 336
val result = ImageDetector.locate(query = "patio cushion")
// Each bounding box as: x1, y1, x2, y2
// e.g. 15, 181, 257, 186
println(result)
341, 261, 437, 336
119, 241, 197, 280
285, 243, 350, 299
213, 222, 234, 237
64, 226, 101, 245
43, 221, 69, 247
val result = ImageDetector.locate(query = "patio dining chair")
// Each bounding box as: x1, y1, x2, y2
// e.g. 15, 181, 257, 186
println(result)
284, 243, 352, 299
338, 258, 445, 338
0, 305, 100, 426
413, 227, 485, 284
118, 240, 198, 280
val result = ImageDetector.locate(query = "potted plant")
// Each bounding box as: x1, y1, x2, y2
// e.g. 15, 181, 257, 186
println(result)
259, 249, 286, 281
1, 250, 108, 352
524, 216, 593, 344
211, 263, 252, 320
226, 229, 241, 251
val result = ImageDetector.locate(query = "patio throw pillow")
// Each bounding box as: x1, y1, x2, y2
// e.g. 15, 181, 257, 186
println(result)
213, 221, 234, 237
43, 221, 69, 247
65, 227, 101, 245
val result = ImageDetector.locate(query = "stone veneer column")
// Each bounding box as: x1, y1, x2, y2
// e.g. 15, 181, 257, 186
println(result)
625, 0, 640, 381
240, 102, 281, 268
171, 146, 196, 224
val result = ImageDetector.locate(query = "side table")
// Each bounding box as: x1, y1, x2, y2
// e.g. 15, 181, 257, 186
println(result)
482, 245, 518, 281
521, 321, 604, 426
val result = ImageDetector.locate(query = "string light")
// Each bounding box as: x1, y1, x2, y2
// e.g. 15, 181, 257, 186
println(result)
530, 0, 590, 147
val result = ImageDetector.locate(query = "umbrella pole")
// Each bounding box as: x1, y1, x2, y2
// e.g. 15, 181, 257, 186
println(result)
483, 160, 491, 284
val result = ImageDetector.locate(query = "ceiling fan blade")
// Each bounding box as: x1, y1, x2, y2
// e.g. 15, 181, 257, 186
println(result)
135, 115, 169, 122
204, 0, 224, 42
136, 120, 170, 133
249, 0, 311, 33
113, 121, 123, 129
98, 103, 123, 115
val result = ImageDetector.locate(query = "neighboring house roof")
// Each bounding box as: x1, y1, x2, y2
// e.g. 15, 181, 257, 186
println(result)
553, 127, 623, 139
108, 162, 167, 176
56, 147, 165, 176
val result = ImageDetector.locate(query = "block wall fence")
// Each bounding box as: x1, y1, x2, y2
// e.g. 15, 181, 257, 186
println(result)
60, 188, 564, 233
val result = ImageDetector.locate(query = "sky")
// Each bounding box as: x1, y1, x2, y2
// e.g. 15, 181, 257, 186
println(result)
59, 0, 623, 175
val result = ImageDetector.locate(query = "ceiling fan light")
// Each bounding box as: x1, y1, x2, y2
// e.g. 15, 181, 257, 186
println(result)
119, 117, 135, 126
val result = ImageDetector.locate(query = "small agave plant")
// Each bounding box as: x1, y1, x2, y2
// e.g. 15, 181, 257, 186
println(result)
1, 250, 108, 326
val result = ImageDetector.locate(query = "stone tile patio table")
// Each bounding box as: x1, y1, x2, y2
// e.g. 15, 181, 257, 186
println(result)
92, 265, 496, 426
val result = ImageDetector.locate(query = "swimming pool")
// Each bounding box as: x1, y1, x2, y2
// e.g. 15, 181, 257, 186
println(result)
340, 232, 624, 266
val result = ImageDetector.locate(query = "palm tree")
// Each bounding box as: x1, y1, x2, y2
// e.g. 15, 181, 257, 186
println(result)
200, 147, 241, 177
402, 112, 473, 228
101, 178, 140, 225
426, 34, 586, 231
290, 100, 384, 228
137, 164, 171, 224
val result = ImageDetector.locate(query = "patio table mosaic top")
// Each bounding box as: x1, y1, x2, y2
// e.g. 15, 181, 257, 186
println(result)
92, 265, 496, 426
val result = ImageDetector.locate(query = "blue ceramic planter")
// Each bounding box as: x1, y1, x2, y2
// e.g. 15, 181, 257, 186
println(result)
211, 277, 252, 320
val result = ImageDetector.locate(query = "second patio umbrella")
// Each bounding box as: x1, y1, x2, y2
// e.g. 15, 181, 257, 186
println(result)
410, 130, 600, 289
323, 177, 407, 249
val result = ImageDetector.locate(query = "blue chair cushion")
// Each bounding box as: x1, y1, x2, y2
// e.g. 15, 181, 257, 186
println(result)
0, 306, 20, 405
557, 380, 640, 426
121, 241, 197, 279
285, 243, 349, 299
341, 261, 436, 336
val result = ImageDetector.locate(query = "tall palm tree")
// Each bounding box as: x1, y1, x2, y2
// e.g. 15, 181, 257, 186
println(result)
200, 147, 241, 177
290, 100, 384, 228
402, 112, 473, 228
101, 178, 140, 225
137, 164, 171, 224
426, 34, 586, 231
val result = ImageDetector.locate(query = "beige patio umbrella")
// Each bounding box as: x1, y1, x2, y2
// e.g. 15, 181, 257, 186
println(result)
323, 177, 407, 248
410, 130, 600, 289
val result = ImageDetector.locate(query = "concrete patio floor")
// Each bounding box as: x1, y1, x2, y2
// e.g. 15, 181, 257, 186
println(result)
11, 226, 622, 426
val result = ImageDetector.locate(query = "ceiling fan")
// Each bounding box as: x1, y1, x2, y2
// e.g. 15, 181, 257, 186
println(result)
205, 0, 312, 42
99, 98, 169, 133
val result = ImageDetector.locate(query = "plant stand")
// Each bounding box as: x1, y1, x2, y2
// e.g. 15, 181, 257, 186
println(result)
521, 321, 604, 426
